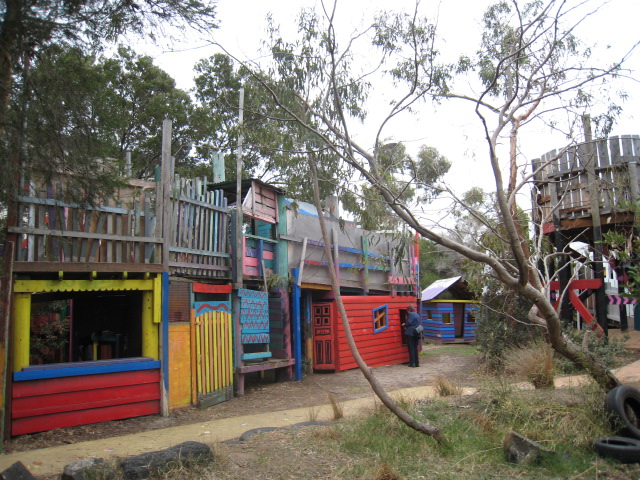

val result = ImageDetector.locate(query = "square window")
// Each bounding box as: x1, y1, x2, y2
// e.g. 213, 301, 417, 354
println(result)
373, 305, 389, 333
442, 312, 452, 324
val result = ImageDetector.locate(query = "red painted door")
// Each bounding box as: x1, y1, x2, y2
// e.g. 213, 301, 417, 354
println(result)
312, 302, 335, 370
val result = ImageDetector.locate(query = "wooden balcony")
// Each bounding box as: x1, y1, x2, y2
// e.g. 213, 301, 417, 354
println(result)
9, 180, 163, 274
532, 135, 640, 234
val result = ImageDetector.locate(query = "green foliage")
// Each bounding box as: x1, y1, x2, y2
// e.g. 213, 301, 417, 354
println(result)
475, 282, 543, 371
1, 44, 194, 208
0, 0, 217, 209
332, 387, 612, 479
555, 329, 632, 374
418, 238, 463, 290
30, 301, 70, 365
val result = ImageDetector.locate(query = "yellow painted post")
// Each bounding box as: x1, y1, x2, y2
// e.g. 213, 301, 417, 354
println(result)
142, 291, 158, 359
153, 275, 162, 324
204, 314, 210, 393
195, 319, 202, 395
213, 312, 219, 390
12, 293, 31, 372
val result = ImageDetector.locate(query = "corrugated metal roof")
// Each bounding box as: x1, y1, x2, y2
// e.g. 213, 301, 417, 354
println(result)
421, 276, 461, 301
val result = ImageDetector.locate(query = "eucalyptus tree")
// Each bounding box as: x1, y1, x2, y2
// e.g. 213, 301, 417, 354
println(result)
241, 0, 635, 398
192, 53, 350, 201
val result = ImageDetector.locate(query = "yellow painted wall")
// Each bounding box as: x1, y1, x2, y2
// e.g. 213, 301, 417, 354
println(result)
169, 323, 192, 408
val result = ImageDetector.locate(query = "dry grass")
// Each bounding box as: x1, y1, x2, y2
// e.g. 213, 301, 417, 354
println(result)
373, 462, 403, 480
328, 392, 344, 420
306, 405, 320, 422
434, 375, 463, 396
504, 341, 555, 389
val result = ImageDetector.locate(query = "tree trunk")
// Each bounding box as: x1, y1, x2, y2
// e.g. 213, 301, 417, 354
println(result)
307, 154, 444, 442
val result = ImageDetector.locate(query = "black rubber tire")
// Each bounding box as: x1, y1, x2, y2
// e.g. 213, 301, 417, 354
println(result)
594, 436, 640, 464
605, 385, 640, 439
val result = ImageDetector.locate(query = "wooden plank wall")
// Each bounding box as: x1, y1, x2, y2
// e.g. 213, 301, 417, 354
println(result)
532, 135, 640, 226
11, 181, 162, 265
11, 369, 161, 435
168, 176, 231, 279
334, 296, 414, 372
422, 302, 455, 342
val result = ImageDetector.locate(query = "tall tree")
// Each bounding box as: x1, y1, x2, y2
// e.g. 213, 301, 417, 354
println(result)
0, 0, 216, 206
243, 0, 635, 395
192, 53, 349, 202
1, 45, 193, 206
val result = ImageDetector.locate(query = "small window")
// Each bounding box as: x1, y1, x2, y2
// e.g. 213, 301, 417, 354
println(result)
373, 305, 389, 333
467, 311, 477, 323
442, 312, 452, 324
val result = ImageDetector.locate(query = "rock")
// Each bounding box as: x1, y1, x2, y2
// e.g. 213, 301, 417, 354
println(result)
0, 462, 38, 480
503, 430, 554, 465
62, 458, 115, 480
119, 441, 213, 480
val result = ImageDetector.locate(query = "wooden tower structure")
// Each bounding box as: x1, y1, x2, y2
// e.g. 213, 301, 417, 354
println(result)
531, 131, 639, 334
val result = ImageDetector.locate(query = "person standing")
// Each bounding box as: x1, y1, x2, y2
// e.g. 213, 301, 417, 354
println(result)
403, 303, 421, 367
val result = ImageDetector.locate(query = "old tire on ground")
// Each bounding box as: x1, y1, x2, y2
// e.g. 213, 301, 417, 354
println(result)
605, 385, 640, 439
594, 436, 640, 464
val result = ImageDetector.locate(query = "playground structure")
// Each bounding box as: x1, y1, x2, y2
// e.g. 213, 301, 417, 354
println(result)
0, 120, 419, 441
531, 133, 640, 334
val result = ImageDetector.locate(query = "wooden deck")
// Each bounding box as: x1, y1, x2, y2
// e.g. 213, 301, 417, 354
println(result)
532, 135, 640, 234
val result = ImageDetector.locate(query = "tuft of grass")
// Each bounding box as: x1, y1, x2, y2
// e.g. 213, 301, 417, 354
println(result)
504, 341, 555, 389
434, 375, 463, 397
306, 405, 320, 422
328, 392, 344, 420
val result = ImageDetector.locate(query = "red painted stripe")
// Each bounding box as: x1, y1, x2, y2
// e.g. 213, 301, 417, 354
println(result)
12, 400, 160, 436
262, 250, 274, 261
13, 370, 160, 398
244, 257, 259, 268
13, 383, 160, 418
192, 283, 232, 294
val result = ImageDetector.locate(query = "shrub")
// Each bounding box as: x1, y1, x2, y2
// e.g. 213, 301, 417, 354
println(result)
475, 285, 542, 371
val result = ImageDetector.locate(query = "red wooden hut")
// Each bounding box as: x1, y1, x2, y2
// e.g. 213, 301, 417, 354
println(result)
312, 295, 416, 372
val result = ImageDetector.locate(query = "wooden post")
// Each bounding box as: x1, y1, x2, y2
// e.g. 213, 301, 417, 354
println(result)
212, 151, 225, 183
234, 88, 244, 289
142, 290, 158, 360
12, 293, 31, 372
160, 273, 170, 416
297, 237, 308, 287
582, 114, 608, 336
0, 241, 14, 449
292, 269, 303, 381
161, 120, 173, 273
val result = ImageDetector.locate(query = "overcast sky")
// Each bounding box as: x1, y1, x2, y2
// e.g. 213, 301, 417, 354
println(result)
142, 0, 639, 222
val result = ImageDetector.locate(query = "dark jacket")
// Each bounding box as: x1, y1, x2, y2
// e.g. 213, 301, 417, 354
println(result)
405, 311, 421, 337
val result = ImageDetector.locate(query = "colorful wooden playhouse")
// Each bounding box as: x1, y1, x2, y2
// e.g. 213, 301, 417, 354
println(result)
283, 199, 420, 372
420, 277, 478, 343
0, 119, 422, 440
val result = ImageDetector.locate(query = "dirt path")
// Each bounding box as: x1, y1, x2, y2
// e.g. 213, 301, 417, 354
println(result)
5, 344, 479, 453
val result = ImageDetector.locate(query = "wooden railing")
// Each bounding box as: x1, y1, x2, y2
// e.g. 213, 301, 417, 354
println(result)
168, 176, 231, 279
9, 180, 163, 271
532, 135, 640, 226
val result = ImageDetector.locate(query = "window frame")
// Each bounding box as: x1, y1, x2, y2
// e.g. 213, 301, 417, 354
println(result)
372, 304, 389, 333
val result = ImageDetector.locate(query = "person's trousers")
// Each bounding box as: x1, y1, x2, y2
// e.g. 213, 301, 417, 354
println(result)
406, 334, 419, 366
